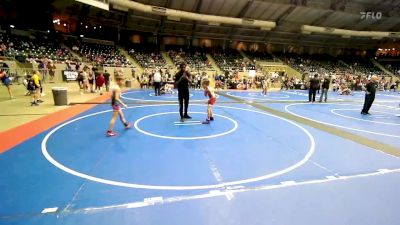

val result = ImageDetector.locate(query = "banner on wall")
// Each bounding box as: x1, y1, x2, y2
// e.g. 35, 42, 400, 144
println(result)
262, 66, 286, 72
62, 70, 79, 81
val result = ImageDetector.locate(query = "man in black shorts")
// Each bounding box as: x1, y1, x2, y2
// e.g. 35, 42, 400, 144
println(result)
175, 63, 192, 122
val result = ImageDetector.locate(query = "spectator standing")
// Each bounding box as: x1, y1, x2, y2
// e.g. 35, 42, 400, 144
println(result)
153, 69, 162, 96
48, 62, 56, 83
319, 75, 330, 103
39, 59, 48, 83
0, 68, 14, 99
88, 67, 95, 93
361, 75, 378, 115
104, 70, 111, 92
309, 74, 320, 103
96, 72, 105, 95
77, 70, 85, 94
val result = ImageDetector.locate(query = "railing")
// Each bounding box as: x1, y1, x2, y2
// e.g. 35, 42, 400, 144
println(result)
0, 56, 16, 61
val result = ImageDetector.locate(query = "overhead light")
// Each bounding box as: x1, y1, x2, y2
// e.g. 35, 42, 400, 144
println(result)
80, 22, 83, 25
99, 26, 102, 28
47, 30, 50, 33
10, 25, 15, 28
57, 22, 60, 25
80, 35, 84, 38
378, 48, 382, 51
392, 48, 395, 50
63, 23, 67, 27
85, 25, 88, 28
94, 27, 96, 29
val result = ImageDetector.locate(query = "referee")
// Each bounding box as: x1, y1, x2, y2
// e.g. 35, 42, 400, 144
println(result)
361, 75, 378, 115
175, 63, 192, 122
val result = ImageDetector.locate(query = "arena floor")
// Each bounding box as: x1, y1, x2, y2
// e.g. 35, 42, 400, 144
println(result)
1, 89, 400, 225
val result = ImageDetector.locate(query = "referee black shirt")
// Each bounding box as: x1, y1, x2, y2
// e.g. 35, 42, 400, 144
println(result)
175, 70, 191, 92
366, 80, 377, 95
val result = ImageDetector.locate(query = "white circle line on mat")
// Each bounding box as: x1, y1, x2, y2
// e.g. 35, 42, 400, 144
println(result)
285, 103, 400, 138
330, 108, 400, 126
41, 104, 315, 190
134, 111, 238, 140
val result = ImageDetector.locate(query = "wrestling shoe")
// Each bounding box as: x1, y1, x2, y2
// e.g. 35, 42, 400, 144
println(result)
106, 131, 117, 137
210, 117, 214, 121
202, 119, 210, 124
183, 115, 192, 119
125, 122, 132, 129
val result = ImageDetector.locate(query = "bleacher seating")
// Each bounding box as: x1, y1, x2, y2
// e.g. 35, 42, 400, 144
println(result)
278, 53, 383, 76
167, 46, 213, 70
0, 33, 72, 62
69, 41, 131, 67
211, 48, 246, 72
129, 46, 166, 69
244, 50, 274, 61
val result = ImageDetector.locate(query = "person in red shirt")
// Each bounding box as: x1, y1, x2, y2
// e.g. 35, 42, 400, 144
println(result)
96, 72, 105, 95
201, 78, 216, 124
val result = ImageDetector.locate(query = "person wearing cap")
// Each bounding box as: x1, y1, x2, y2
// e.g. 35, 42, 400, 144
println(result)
175, 63, 192, 122
361, 75, 378, 115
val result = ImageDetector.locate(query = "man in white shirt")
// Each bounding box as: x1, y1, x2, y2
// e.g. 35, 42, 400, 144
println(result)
153, 69, 162, 96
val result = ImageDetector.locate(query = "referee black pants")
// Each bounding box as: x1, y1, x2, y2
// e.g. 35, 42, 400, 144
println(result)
154, 82, 161, 96
362, 94, 375, 114
178, 91, 189, 118
309, 88, 317, 102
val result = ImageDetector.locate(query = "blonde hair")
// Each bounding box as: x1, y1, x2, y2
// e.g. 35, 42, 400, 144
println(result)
202, 78, 210, 86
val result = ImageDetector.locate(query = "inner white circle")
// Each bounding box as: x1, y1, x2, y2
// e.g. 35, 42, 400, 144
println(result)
134, 112, 238, 140
331, 108, 400, 126
285, 103, 400, 138
41, 104, 316, 190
